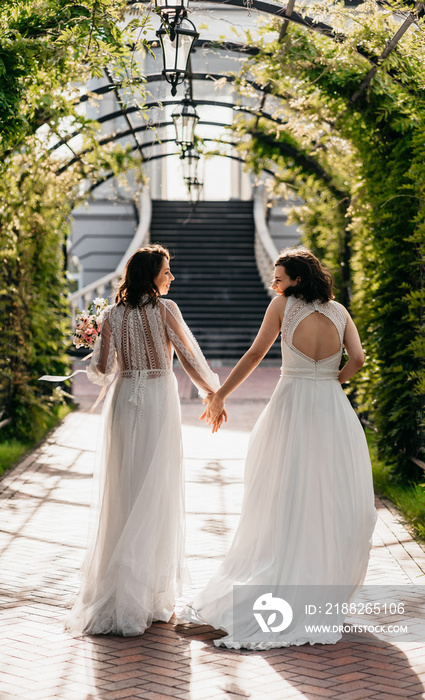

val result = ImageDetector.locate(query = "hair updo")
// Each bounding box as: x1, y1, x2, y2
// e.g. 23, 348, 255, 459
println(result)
115, 244, 170, 308
275, 246, 334, 303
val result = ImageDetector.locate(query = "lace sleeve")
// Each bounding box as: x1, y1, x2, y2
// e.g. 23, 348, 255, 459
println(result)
162, 299, 220, 398
86, 310, 118, 386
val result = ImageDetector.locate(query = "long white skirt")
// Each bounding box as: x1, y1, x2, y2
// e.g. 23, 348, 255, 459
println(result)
181, 375, 377, 649
66, 372, 188, 636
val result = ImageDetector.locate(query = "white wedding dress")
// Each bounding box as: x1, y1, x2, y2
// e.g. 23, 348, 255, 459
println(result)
66, 297, 219, 636
180, 296, 377, 649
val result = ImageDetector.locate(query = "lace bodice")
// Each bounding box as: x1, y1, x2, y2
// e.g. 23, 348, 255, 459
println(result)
281, 296, 347, 380
87, 297, 220, 397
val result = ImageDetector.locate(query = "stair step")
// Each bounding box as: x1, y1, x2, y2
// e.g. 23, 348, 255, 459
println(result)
149, 199, 278, 360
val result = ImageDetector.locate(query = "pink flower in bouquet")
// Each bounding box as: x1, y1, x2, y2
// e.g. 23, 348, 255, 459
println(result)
73, 297, 109, 350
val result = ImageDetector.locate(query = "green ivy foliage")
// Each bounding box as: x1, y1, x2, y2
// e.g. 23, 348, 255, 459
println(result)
0, 148, 74, 439
0, 1, 152, 149
0, 1, 151, 439
230, 2, 425, 478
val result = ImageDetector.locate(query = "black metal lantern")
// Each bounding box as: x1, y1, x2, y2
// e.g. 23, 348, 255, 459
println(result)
156, 16, 199, 97
172, 98, 199, 151
180, 147, 200, 182
155, 0, 189, 20
187, 177, 203, 208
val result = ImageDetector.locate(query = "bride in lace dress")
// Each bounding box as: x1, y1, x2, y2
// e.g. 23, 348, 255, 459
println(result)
180, 247, 377, 649
66, 245, 223, 636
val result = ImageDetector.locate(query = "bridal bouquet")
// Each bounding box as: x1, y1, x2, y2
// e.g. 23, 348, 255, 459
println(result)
39, 297, 110, 387
73, 297, 109, 350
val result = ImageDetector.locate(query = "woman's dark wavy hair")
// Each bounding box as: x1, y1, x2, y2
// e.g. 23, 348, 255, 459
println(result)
274, 246, 334, 303
115, 244, 170, 308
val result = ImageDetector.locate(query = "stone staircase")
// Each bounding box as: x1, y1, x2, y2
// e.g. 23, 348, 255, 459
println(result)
150, 200, 280, 362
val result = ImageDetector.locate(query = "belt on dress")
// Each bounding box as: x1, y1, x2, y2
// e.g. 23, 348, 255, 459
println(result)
280, 367, 339, 381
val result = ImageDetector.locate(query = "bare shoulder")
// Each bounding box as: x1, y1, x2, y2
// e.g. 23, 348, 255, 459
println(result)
269, 294, 288, 313
268, 294, 288, 324
269, 294, 288, 310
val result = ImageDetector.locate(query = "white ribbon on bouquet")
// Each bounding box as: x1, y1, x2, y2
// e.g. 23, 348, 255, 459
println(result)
38, 366, 107, 412
39, 369, 87, 383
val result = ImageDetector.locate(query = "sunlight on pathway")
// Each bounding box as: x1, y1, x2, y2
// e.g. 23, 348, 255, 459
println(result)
0, 405, 424, 699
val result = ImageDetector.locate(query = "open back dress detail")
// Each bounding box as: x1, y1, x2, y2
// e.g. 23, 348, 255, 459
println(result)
65, 297, 220, 637
180, 296, 377, 649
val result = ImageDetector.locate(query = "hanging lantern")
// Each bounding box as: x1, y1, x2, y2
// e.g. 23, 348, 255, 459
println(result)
187, 178, 203, 208
155, 0, 189, 19
180, 147, 200, 182
156, 16, 199, 97
172, 99, 199, 151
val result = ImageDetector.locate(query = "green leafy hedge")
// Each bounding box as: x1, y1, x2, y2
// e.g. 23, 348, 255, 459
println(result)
0, 1, 150, 440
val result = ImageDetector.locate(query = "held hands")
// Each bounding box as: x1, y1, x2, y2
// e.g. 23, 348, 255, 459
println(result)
200, 391, 228, 434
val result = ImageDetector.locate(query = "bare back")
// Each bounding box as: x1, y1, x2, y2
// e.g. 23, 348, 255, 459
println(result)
282, 296, 347, 364
292, 311, 341, 361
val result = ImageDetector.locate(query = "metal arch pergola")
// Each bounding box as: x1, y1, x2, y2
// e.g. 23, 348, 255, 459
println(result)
88, 142, 278, 193
54, 98, 291, 174
56, 104, 333, 197
55, 0, 424, 191
129, 0, 425, 39
74, 13, 425, 112
53, 94, 289, 157
135, 0, 425, 95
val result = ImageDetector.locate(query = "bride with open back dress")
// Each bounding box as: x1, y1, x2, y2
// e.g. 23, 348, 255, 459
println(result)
66, 245, 223, 636
180, 246, 377, 649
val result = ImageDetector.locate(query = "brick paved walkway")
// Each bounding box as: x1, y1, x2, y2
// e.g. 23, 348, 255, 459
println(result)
1, 367, 425, 700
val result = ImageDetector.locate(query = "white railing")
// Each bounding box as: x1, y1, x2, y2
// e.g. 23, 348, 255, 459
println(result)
253, 183, 278, 298
69, 187, 152, 323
